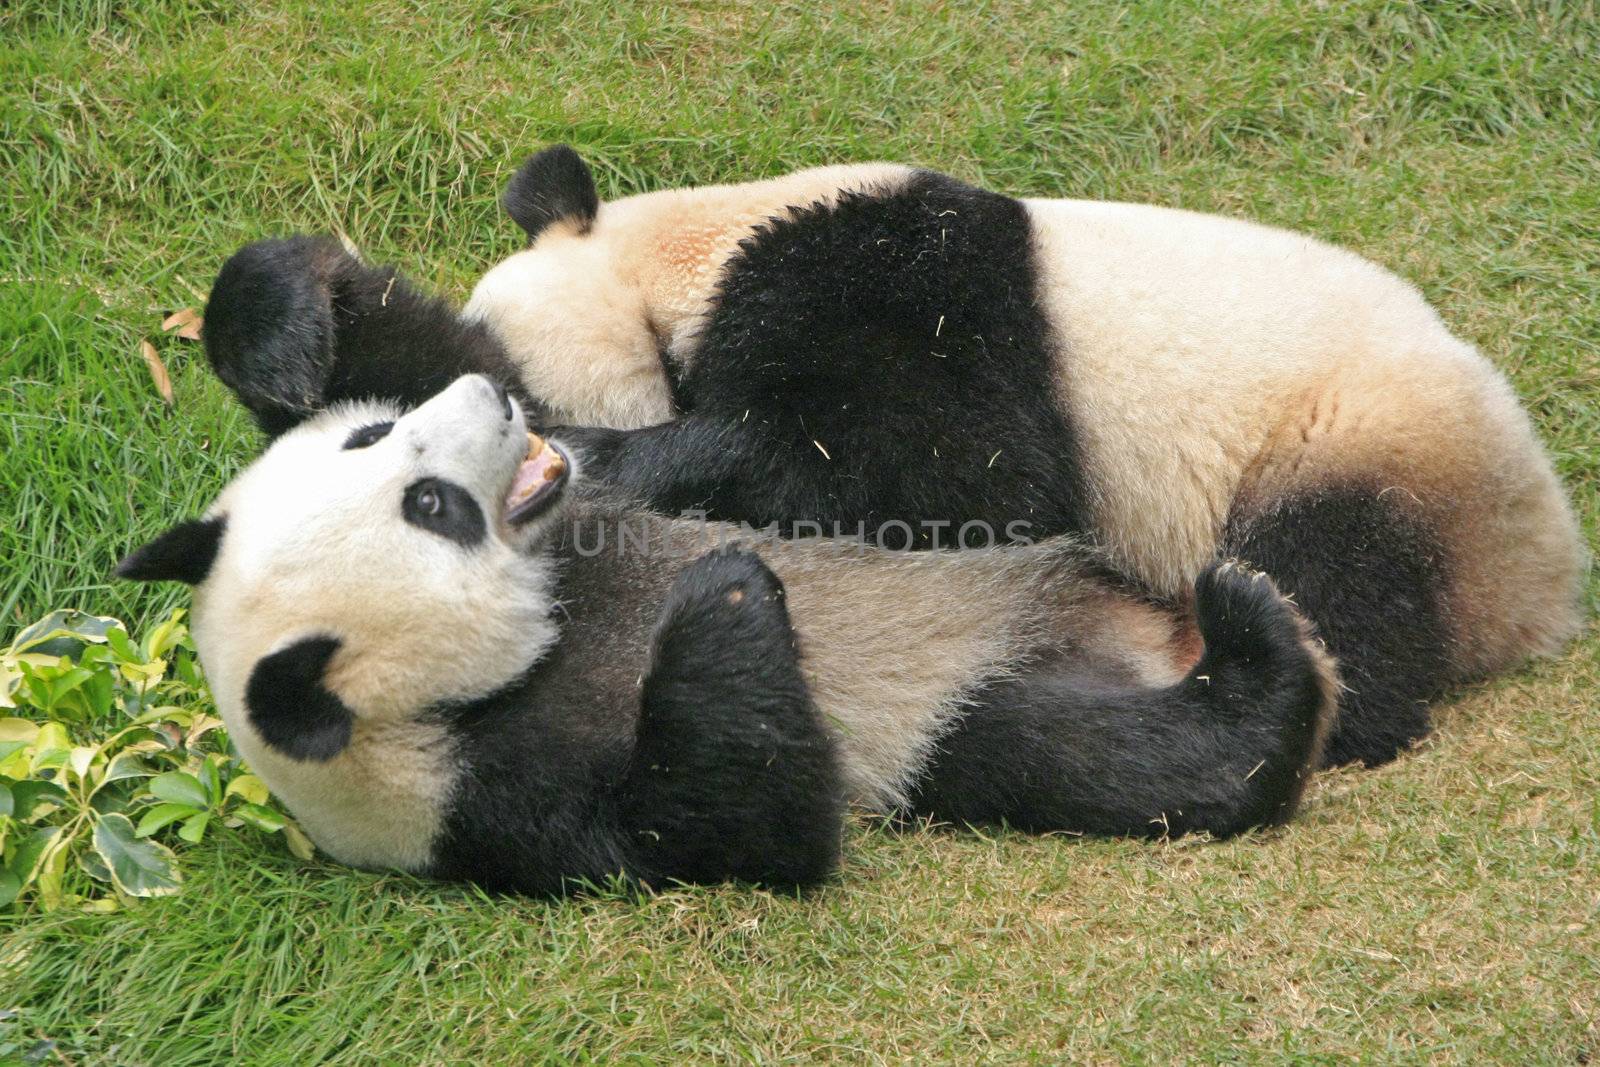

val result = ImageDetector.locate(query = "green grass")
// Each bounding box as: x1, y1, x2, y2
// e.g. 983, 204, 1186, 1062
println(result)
2, 0, 1597, 1060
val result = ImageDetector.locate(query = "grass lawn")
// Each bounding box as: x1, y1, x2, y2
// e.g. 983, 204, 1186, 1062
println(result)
2, 0, 1597, 1060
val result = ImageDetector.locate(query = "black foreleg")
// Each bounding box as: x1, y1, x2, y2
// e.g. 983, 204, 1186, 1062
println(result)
907, 562, 1338, 839
617, 546, 844, 887
204, 235, 533, 436
559, 417, 894, 536
557, 419, 769, 519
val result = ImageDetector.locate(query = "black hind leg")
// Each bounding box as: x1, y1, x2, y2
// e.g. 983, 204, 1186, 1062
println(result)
905, 563, 1337, 839
1223, 486, 1453, 768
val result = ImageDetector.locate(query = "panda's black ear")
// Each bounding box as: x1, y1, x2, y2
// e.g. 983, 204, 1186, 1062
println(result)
502, 145, 600, 242
246, 636, 355, 762
115, 517, 227, 585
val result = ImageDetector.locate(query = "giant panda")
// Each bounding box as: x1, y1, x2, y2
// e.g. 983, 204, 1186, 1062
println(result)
117, 374, 1336, 895
202, 147, 1586, 771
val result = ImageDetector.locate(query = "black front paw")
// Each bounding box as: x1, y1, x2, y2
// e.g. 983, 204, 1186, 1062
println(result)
658, 545, 789, 634
204, 235, 360, 436
647, 547, 802, 711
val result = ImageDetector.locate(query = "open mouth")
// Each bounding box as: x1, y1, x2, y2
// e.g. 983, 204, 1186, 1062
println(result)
504, 432, 569, 526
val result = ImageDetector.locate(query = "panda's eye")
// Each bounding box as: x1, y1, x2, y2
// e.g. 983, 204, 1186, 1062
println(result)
342, 421, 394, 450
403, 478, 485, 547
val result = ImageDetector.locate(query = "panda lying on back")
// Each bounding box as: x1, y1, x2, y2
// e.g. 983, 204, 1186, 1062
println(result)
118, 375, 1335, 895
204, 148, 1586, 771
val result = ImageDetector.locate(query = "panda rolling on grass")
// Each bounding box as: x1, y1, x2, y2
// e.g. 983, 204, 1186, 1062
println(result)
204, 147, 1586, 771
119, 375, 1337, 894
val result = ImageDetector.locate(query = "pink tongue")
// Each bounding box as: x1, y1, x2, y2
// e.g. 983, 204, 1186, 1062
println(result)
507, 443, 566, 506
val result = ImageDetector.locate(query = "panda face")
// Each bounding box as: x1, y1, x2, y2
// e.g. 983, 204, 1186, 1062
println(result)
113, 374, 584, 870
192, 374, 571, 759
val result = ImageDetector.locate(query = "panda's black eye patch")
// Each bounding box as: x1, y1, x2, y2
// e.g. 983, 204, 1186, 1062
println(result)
342, 421, 395, 450
403, 477, 485, 547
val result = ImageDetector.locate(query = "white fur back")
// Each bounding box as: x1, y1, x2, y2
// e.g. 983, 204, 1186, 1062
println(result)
1024, 197, 1499, 595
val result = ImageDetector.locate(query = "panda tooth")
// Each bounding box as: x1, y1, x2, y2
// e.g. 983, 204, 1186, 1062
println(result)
526, 431, 545, 459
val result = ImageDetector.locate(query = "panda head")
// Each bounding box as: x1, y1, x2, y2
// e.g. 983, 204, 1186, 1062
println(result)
462, 145, 675, 429
117, 374, 571, 766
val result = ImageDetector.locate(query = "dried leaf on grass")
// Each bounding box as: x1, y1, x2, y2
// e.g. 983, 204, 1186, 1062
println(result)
160, 307, 203, 341
139, 339, 174, 407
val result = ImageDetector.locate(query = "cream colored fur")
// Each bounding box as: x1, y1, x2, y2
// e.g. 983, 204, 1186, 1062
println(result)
464, 166, 1585, 679
1024, 198, 1584, 671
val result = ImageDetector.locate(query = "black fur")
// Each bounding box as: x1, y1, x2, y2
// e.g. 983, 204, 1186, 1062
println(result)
342, 421, 394, 450
245, 636, 356, 762
115, 517, 226, 585
1223, 486, 1452, 767
906, 562, 1329, 837
204, 236, 537, 436
402, 477, 486, 547
427, 546, 842, 896
566, 170, 1087, 546
502, 145, 600, 242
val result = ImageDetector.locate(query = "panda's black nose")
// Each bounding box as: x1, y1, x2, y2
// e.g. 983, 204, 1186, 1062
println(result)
490, 378, 513, 420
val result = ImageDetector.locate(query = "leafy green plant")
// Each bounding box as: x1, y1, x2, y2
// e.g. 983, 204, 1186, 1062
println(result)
0, 608, 311, 912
